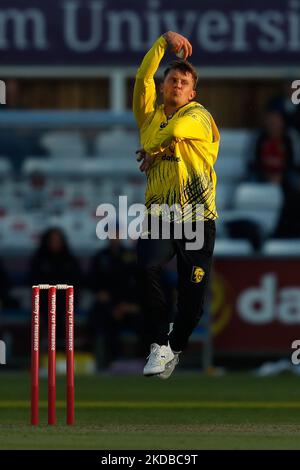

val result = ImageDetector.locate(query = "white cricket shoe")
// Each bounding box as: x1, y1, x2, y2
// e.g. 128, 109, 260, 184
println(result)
158, 353, 180, 380
143, 343, 174, 376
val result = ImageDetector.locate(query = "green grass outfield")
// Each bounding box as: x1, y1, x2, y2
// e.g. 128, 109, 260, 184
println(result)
0, 371, 300, 449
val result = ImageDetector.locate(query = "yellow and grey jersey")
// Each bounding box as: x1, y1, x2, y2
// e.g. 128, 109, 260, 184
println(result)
133, 36, 220, 221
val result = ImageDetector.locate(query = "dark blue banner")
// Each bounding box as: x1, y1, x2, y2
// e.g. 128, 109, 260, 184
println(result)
0, 0, 299, 66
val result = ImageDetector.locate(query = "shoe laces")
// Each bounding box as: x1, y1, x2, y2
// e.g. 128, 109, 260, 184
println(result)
147, 343, 162, 360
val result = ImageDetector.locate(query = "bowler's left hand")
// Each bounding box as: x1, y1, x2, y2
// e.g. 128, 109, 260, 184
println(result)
136, 149, 154, 172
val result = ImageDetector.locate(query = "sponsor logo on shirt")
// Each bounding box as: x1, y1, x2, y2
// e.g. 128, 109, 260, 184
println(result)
161, 155, 180, 162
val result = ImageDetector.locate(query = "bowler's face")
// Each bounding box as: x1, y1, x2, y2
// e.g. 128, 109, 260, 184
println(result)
161, 70, 196, 110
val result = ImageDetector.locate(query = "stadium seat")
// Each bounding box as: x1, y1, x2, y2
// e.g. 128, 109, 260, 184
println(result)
95, 129, 139, 158
120, 181, 145, 205
22, 157, 87, 178
0, 157, 13, 179
40, 131, 87, 158
216, 183, 234, 211
225, 183, 284, 237
0, 181, 24, 215
262, 239, 300, 256
45, 181, 69, 214
214, 155, 246, 183
0, 214, 45, 251
92, 180, 116, 206
234, 182, 283, 212
48, 213, 99, 251
64, 183, 94, 212
221, 209, 279, 238
83, 157, 139, 178
214, 238, 253, 256
218, 130, 253, 159
214, 218, 228, 238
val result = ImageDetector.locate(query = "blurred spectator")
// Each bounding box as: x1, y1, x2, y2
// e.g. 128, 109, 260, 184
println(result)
248, 110, 297, 191
250, 104, 300, 239
86, 232, 143, 369
29, 227, 82, 348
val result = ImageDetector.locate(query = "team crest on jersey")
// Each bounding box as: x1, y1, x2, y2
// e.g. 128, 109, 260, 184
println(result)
191, 266, 205, 283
